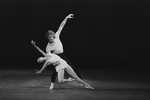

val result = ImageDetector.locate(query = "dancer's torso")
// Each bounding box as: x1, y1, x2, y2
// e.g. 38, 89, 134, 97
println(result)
46, 37, 63, 54
46, 35, 67, 72
47, 53, 68, 72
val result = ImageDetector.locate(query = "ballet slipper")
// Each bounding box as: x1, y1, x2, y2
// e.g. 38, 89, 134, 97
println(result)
49, 83, 54, 90
68, 77, 75, 81
49, 86, 54, 90
84, 84, 94, 90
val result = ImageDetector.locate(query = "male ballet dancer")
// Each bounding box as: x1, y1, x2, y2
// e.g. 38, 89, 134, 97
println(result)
44, 14, 83, 89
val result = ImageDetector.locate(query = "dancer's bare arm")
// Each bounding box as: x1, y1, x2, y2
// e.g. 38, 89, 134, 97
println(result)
31, 40, 47, 56
55, 14, 74, 37
36, 62, 50, 74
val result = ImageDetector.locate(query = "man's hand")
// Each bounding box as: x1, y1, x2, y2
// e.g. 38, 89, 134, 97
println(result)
31, 40, 36, 45
66, 14, 74, 19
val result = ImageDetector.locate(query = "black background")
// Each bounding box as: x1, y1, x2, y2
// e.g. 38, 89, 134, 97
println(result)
0, 0, 150, 71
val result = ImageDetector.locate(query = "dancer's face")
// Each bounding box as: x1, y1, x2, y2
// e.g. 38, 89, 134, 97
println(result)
46, 30, 55, 43
48, 34, 55, 43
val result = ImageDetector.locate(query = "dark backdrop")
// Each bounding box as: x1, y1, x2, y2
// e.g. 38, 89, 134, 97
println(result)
0, 0, 150, 70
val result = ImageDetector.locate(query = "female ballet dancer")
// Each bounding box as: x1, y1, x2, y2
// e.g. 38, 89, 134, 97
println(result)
31, 41, 94, 90
44, 14, 83, 89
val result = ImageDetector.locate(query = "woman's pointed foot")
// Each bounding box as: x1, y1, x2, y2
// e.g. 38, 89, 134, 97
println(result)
68, 77, 75, 82
84, 84, 94, 90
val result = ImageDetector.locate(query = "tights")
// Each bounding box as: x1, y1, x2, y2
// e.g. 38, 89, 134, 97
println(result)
51, 53, 82, 82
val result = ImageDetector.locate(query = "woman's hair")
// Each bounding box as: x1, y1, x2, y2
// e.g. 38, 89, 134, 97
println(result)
37, 57, 45, 63
45, 30, 55, 39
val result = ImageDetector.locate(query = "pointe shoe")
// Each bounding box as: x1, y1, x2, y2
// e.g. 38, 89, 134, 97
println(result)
84, 84, 94, 90
68, 77, 75, 81
49, 86, 54, 90
49, 84, 54, 90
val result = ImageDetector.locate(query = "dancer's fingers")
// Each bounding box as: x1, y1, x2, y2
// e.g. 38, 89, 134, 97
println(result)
35, 69, 39, 73
31, 40, 35, 45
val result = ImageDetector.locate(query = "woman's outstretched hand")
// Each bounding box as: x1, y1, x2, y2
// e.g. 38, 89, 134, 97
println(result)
66, 14, 74, 19
31, 40, 36, 45
35, 69, 41, 74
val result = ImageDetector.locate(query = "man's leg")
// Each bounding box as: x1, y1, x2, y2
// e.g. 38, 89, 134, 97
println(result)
50, 67, 57, 89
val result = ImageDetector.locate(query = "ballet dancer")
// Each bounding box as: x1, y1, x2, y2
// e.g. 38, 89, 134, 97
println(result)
31, 41, 94, 90
44, 14, 83, 89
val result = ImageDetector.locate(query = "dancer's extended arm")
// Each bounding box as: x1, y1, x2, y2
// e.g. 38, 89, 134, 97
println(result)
31, 40, 47, 57
55, 14, 74, 37
36, 61, 50, 74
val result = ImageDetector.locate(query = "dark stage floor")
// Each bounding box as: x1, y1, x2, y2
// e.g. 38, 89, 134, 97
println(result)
0, 67, 150, 100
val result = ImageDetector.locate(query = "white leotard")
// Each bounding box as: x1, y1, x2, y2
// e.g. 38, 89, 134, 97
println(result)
46, 53, 68, 72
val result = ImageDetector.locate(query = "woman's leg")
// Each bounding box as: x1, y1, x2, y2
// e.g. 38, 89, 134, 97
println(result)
57, 68, 74, 84
50, 66, 75, 89
65, 65, 88, 86
57, 69, 65, 83
65, 65, 94, 89
58, 53, 82, 79
66, 59, 82, 79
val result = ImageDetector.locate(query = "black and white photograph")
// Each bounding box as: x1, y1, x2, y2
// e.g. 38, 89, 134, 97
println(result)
0, 0, 150, 100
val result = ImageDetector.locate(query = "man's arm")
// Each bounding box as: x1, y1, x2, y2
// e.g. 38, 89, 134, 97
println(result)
55, 14, 74, 37
31, 40, 47, 56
